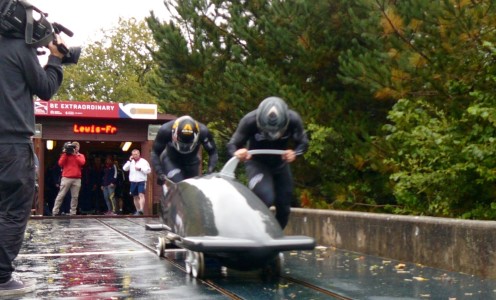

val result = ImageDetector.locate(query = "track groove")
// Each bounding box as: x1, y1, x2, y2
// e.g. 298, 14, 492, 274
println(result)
98, 217, 350, 300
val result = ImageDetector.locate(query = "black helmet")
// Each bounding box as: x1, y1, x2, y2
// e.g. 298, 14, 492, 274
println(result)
172, 116, 200, 154
256, 96, 289, 140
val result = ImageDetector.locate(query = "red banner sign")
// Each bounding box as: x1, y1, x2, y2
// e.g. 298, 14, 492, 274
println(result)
35, 100, 157, 119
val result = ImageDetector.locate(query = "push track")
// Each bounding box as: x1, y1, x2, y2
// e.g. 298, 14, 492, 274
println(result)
96, 217, 353, 300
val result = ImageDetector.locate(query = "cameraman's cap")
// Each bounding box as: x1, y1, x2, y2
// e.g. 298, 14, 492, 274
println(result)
72, 141, 80, 148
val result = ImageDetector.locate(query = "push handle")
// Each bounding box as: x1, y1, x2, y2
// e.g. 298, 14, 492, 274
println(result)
220, 149, 286, 178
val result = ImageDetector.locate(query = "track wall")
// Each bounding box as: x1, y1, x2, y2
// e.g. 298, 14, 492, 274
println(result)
285, 208, 496, 278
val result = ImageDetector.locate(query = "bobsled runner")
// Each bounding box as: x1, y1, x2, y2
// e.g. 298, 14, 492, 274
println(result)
147, 149, 315, 279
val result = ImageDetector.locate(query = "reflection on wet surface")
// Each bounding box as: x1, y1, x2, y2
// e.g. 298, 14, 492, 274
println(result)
15, 218, 228, 299
283, 247, 496, 299
11, 217, 496, 299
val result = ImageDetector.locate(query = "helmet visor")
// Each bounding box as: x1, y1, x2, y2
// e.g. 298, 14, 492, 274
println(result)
263, 130, 283, 141
175, 140, 195, 154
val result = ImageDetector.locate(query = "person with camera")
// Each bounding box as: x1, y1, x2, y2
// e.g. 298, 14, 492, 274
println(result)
123, 149, 151, 215
0, 0, 70, 295
51, 142, 86, 216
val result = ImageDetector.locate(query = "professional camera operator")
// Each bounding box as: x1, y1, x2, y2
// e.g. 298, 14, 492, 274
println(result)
0, 0, 72, 295
51, 142, 86, 217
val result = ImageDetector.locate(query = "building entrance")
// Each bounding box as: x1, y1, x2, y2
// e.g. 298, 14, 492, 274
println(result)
41, 140, 138, 216
33, 99, 174, 216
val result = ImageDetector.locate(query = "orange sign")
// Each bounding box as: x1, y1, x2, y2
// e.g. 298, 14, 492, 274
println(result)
73, 124, 117, 134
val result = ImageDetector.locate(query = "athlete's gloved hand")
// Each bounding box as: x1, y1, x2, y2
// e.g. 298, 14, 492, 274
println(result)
282, 149, 296, 163
234, 148, 251, 162
157, 174, 167, 185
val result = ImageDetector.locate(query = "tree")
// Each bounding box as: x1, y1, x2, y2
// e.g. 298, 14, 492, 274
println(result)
56, 18, 158, 104
340, 0, 496, 105
146, 0, 394, 209
339, 0, 496, 218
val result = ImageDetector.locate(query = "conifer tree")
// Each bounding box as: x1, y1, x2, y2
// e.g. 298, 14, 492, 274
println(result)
146, 0, 400, 209
340, 0, 496, 218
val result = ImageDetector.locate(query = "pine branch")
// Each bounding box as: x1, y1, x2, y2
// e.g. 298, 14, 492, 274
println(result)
374, 0, 433, 64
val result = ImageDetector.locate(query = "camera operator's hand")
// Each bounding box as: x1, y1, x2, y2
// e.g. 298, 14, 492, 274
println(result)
48, 34, 65, 59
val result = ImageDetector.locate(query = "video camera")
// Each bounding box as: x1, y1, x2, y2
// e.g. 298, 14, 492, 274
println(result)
63, 142, 76, 154
0, 0, 80, 64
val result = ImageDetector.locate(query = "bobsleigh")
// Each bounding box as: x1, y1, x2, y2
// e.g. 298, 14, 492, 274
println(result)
148, 149, 315, 279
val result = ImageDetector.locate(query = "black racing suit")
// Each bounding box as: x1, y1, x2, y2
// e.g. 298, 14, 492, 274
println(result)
151, 120, 218, 183
226, 109, 308, 229
0, 36, 63, 283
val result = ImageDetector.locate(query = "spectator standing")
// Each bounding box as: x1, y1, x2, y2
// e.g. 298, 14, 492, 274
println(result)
101, 157, 118, 215
0, 5, 66, 294
113, 161, 127, 214
79, 162, 98, 214
52, 142, 86, 216
44, 163, 61, 215
123, 149, 151, 215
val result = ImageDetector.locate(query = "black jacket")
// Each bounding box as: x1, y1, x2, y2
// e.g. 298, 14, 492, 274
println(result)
0, 36, 63, 143
227, 109, 309, 168
151, 119, 218, 176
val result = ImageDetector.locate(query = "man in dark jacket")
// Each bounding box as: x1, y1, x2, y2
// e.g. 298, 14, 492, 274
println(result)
101, 157, 118, 215
227, 97, 309, 229
0, 2, 67, 295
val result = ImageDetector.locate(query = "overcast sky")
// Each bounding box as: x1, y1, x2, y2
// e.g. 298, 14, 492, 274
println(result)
30, 0, 171, 63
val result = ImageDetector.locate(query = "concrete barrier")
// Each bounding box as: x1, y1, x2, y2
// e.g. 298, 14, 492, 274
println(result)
285, 208, 496, 279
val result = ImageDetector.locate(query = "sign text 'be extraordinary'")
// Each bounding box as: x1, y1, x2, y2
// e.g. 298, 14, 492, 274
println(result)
35, 100, 158, 119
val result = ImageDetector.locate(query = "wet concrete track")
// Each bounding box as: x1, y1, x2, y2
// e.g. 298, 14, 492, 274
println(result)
11, 217, 496, 299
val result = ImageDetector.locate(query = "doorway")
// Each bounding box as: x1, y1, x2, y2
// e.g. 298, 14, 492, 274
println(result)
42, 140, 138, 216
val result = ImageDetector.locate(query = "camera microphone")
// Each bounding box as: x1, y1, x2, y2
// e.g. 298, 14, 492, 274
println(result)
52, 22, 73, 37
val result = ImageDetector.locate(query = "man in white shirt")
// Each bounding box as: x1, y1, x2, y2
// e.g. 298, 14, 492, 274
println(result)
122, 149, 151, 215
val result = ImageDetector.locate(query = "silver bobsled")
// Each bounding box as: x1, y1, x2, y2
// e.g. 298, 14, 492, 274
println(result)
150, 149, 316, 278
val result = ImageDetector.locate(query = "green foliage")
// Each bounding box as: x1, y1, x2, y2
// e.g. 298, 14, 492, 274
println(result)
146, 0, 393, 213
385, 91, 496, 218
57, 0, 496, 219
56, 18, 158, 104
146, 1, 311, 127
337, 0, 496, 219
339, 0, 496, 104
297, 119, 394, 211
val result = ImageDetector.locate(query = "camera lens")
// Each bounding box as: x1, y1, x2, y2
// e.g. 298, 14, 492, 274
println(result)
61, 47, 81, 65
